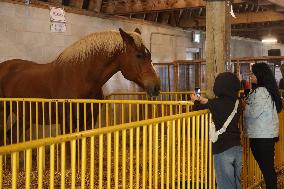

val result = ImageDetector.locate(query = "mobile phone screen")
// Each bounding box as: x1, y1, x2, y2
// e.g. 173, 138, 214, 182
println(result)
195, 87, 201, 97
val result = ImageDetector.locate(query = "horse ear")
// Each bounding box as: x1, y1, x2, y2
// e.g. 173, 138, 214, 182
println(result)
134, 28, 141, 35
119, 28, 135, 45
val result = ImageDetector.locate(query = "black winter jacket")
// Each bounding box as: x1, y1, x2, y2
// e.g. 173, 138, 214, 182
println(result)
193, 72, 241, 154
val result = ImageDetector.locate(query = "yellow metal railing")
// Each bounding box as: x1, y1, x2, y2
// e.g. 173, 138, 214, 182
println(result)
0, 98, 194, 180
0, 97, 284, 188
241, 110, 284, 189
0, 98, 193, 145
0, 110, 214, 189
105, 91, 206, 101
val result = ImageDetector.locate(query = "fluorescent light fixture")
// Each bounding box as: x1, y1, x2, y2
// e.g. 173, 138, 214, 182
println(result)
193, 31, 201, 43
262, 38, 277, 43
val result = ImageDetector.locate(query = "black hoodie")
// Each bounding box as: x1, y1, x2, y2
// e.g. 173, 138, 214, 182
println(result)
193, 72, 241, 154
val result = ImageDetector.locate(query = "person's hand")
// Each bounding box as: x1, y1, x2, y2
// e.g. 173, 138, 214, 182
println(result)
199, 96, 208, 104
190, 93, 199, 102
190, 94, 208, 104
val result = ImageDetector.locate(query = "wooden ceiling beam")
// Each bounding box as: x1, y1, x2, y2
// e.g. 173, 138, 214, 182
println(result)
266, 0, 284, 8
157, 12, 171, 24
145, 13, 158, 22
82, 0, 90, 9
102, 0, 243, 14
62, 0, 70, 6
68, 0, 84, 8
232, 25, 284, 31
88, 0, 102, 12
275, 7, 284, 11
184, 11, 284, 28
168, 11, 180, 27
233, 31, 284, 36
102, 0, 204, 14
48, 0, 63, 5
252, 0, 272, 6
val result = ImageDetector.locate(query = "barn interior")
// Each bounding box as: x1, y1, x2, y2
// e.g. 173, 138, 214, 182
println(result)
1, 1, 284, 188
1, 0, 284, 94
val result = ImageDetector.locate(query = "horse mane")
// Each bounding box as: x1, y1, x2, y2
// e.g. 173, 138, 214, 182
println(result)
56, 30, 144, 64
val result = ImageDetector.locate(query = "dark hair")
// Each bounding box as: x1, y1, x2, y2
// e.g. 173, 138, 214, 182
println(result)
251, 62, 282, 113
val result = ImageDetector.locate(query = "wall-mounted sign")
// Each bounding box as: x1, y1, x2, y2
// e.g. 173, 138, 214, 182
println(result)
50, 7, 66, 33
50, 7, 66, 23
50, 22, 66, 33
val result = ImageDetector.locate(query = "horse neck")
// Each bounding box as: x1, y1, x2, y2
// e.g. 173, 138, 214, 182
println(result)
89, 58, 121, 89
54, 55, 121, 90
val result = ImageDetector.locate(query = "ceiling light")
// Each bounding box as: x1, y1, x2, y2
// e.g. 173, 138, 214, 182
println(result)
262, 38, 277, 43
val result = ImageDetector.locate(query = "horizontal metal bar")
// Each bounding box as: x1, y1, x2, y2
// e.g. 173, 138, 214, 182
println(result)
0, 98, 193, 105
0, 110, 208, 155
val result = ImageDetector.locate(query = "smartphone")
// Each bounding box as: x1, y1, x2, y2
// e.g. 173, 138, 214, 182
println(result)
195, 87, 201, 97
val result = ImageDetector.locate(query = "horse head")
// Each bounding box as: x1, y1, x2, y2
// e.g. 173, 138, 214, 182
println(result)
118, 28, 160, 97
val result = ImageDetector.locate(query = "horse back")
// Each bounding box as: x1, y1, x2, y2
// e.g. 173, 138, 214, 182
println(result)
0, 59, 37, 77
0, 59, 52, 98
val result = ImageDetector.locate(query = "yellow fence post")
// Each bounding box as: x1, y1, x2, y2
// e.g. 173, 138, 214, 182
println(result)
90, 136, 95, 189
38, 146, 44, 189
25, 149, 32, 189
81, 137, 86, 189
50, 144, 55, 189
0, 155, 2, 189
12, 152, 17, 189
60, 142, 66, 189
71, 139, 76, 189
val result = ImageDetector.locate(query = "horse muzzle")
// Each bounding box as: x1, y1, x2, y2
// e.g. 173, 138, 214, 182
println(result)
146, 84, 160, 97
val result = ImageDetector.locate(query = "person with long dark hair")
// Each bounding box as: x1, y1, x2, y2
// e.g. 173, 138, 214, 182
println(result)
244, 62, 282, 189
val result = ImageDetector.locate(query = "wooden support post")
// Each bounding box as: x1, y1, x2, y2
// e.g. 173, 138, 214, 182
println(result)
205, 0, 231, 97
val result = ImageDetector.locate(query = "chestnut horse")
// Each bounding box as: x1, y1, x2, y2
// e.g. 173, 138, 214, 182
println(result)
0, 28, 160, 145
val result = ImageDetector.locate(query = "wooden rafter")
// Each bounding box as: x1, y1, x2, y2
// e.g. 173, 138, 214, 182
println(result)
157, 12, 171, 24
62, 0, 70, 6
69, 0, 84, 8
102, 0, 243, 14
82, 0, 90, 9
88, 0, 102, 12
48, 0, 63, 5
233, 30, 284, 36
267, 0, 284, 8
232, 22, 284, 31
184, 11, 284, 28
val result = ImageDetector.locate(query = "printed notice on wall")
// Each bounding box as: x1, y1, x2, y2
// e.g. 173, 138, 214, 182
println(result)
50, 7, 66, 33
50, 22, 66, 33
50, 7, 66, 23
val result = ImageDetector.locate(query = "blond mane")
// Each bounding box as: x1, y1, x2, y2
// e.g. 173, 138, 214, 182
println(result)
56, 31, 144, 64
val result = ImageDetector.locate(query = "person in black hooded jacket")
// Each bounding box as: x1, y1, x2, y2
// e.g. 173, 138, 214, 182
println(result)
190, 72, 242, 189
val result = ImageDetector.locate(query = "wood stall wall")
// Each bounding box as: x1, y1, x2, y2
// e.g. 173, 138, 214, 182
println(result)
154, 56, 284, 92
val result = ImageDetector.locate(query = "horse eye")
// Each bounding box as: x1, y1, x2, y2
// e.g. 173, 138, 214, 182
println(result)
136, 53, 144, 59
